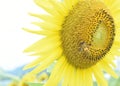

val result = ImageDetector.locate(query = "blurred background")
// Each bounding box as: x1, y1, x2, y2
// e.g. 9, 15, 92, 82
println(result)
0, 0, 120, 86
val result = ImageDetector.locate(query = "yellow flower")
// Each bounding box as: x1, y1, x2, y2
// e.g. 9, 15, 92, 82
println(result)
8, 81, 18, 86
18, 82, 28, 86
21, 74, 36, 82
37, 72, 49, 83
18, 74, 36, 86
24, 0, 120, 86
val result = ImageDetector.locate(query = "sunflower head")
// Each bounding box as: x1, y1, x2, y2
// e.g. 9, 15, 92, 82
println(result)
61, 0, 115, 68
24, 0, 120, 86
18, 74, 36, 86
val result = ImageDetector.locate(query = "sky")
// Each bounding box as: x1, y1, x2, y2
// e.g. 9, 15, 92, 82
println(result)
0, 0, 44, 70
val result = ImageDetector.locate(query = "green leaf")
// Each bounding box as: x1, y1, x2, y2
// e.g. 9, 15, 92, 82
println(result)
93, 82, 97, 86
109, 75, 120, 86
109, 78, 117, 86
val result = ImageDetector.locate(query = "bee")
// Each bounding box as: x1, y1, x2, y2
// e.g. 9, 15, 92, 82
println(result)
79, 41, 92, 57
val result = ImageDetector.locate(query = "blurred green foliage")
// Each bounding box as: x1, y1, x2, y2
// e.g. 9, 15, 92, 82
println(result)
27, 83, 43, 86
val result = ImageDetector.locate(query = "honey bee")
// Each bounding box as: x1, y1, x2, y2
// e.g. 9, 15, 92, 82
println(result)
79, 41, 92, 57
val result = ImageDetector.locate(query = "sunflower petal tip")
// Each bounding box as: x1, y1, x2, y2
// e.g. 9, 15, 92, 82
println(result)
23, 49, 29, 53
23, 49, 26, 53
22, 28, 29, 32
33, 0, 40, 5
28, 12, 34, 16
23, 65, 32, 70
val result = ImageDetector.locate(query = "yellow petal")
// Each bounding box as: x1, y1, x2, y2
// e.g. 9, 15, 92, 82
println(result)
49, 0, 68, 17
92, 65, 108, 86
83, 69, 93, 86
62, 63, 72, 86
32, 21, 61, 31
108, 0, 120, 12
69, 66, 75, 86
30, 47, 62, 74
34, 0, 60, 17
26, 44, 60, 56
115, 28, 120, 41
103, 0, 114, 8
23, 57, 43, 70
103, 0, 120, 28
29, 13, 63, 26
103, 54, 116, 68
24, 35, 60, 53
23, 28, 59, 36
64, 0, 72, 10
100, 59, 118, 78
76, 69, 82, 86
115, 20, 120, 29
44, 56, 66, 86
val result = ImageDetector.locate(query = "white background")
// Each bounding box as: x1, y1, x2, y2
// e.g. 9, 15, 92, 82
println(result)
0, 0, 43, 70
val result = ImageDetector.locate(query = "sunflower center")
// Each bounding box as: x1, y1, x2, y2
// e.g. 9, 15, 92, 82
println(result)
60, 0, 115, 69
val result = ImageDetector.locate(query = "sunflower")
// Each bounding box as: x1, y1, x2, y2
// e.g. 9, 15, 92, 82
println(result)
18, 74, 36, 86
8, 81, 18, 86
37, 72, 49, 83
23, 0, 120, 86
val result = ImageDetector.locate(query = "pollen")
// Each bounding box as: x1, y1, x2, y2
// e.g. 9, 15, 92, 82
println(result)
60, 0, 115, 69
